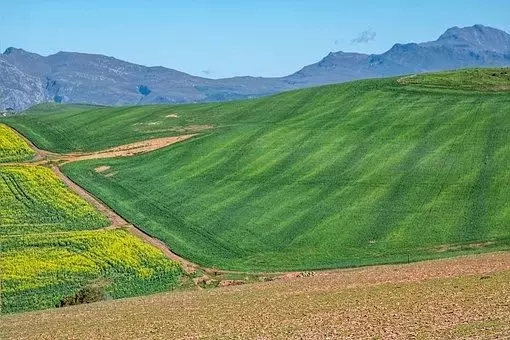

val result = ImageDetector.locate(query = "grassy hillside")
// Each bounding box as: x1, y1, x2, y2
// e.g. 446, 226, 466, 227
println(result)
8, 69, 510, 271
4, 102, 222, 152
399, 68, 510, 91
3, 69, 509, 154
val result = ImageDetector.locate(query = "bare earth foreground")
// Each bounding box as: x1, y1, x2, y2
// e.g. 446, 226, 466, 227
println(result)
2, 252, 510, 339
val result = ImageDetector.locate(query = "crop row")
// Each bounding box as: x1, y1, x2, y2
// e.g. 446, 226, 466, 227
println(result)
0, 165, 109, 236
0, 160, 184, 314
0, 229, 183, 313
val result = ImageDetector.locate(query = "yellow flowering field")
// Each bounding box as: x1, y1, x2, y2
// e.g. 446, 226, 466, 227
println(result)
0, 165, 108, 235
0, 229, 183, 313
0, 124, 35, 163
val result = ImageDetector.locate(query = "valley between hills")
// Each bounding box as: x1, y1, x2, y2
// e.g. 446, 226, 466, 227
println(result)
1, 68, 509, 338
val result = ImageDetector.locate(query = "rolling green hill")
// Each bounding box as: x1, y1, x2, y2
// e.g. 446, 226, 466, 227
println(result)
5, 69, 510, 271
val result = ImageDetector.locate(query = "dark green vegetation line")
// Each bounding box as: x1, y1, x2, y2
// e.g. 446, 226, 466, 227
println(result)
5, 69, 510, 271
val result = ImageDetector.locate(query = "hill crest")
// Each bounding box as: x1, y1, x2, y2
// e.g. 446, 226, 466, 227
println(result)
1, 25, 509, 112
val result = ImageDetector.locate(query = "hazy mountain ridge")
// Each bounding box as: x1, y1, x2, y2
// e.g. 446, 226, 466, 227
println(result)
1, 24, 509, 112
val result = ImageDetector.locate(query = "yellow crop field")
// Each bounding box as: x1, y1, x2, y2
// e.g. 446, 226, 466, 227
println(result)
0, 124, 35, 163
0, 165, 109, 236
0, 229, 183, 314
0, 164, 185, 315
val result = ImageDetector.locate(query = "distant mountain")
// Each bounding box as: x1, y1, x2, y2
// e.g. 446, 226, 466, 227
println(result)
0, 48, 287, 112
284, 25, 510, 86
1, 25, 509, 112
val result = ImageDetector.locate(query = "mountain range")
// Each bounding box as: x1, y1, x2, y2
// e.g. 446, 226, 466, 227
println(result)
1, 24, 509, 112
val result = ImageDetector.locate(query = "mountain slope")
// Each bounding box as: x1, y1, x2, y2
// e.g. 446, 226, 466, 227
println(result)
1, 25, 509, 112
0, 48, 287, 111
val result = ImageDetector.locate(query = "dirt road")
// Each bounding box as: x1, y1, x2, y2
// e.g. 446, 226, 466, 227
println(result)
59, 135, 195, 164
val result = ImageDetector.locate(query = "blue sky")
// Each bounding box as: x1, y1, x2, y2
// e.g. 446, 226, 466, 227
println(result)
1, 0, 509, 78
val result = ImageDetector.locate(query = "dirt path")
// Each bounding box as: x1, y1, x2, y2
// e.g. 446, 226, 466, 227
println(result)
4, 126, 195, 165
53, 165, 198, 274
60, 134, 195, 164
5, 124, 510, 283
123, 225, 198, 274
4, 125, 201, 274
4, 125, 56, 162
51, 165, 128, 227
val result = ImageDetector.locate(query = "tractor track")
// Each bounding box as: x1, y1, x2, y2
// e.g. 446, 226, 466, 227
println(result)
4, 124, 510, 284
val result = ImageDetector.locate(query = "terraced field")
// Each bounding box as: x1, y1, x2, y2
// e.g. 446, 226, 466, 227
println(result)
0, 165, 108, 236
0, 124, 35, 163
0, 229, 183, 314
0, 124, 185, 314
4, 69, 510, 272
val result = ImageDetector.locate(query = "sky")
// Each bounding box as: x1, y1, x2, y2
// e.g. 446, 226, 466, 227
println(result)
1, 0, 509, 78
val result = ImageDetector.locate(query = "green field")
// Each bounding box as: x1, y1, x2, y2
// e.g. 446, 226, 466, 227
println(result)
6, 69, 510, 271
4, 102, 219, 153
0, 229, 183, 314
0, 124, 35, 163
0, 165, 108, 236
399, 68, 510, 91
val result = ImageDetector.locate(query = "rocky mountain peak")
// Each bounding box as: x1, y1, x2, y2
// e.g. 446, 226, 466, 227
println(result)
436, 25, 510, 52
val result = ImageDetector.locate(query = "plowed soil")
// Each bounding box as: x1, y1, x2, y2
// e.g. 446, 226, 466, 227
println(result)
3, 252, 510, 339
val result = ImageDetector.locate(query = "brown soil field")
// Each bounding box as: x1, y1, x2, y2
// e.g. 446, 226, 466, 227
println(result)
3, 252, 510, 339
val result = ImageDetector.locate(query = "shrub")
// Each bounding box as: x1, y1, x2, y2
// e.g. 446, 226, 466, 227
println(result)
58, 286, 107, 307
